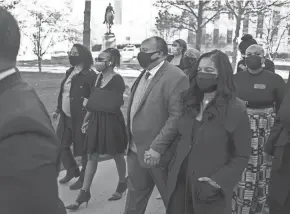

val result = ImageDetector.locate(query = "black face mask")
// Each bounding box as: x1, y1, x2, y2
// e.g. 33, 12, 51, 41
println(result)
69, 56, 82, 66
245, 55, 262, 70
196, 73, 218, 93
137, 51, 159, 68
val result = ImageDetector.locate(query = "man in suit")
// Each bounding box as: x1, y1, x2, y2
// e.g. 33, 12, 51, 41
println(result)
123, 36, 189, 214
0, 7, 66, 214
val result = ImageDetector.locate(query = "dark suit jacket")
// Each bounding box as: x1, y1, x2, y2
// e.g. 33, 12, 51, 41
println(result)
126, 61, 189, 167
167, 98, 251, 214
264, 72, 290, 205
0, 70, 66, 214
56, 67, 97, 156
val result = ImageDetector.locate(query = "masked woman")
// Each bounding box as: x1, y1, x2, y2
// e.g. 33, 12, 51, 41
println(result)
167, 39, 187, 70
166, 50, 252, 214
237, 34, 275, 73
66, 48, 128, 210
233, 44, 285, 214
264, 72, 290, 214
182, 48, 200, 76
53, 44, 97, 190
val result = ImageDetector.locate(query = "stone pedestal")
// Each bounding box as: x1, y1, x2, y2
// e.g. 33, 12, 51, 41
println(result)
102, 33, 116, 50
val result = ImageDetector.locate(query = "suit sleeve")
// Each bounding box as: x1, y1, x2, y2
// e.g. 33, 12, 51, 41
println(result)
150, 75, 189, 154
211, 108, 251, 193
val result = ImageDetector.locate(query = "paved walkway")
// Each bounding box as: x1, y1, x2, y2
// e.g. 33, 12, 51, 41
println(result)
59, 160, 165, 214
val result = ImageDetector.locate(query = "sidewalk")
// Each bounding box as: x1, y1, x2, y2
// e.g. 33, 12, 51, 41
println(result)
59, 160, 165, 214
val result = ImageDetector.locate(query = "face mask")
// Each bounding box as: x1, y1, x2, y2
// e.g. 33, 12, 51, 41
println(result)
69, 56, 82, 66
196, 72, 218, 93
171, 47, 180, 55
95, 62, 107, 72
137, 51, 159, 69
245, 55, 262, 70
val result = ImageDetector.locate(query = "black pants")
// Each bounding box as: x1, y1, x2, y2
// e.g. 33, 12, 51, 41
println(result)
124, 150, 168, 214
61, 116, 87, 180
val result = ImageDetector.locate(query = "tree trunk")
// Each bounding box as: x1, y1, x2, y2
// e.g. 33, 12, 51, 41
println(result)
195, 28, 202, 51
38, 56, 42, 72
83, 0, 91, 49
232, 16, 242, 71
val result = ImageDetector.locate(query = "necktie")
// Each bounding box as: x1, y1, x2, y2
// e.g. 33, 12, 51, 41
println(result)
145, 71, 151, 79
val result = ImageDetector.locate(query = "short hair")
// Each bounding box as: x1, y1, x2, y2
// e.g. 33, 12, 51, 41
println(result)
144, 36, 168, 56
72, 43, 94, 70
184, 48, 200, 59
246, 44, 265, 56
0, 7, 21, 61
104, 48, 121, 67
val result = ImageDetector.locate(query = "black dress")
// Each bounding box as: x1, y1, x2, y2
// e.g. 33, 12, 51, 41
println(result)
84, 74, 128, 155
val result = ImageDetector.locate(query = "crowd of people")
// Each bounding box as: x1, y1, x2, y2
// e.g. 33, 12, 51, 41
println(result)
1, 7, 290, 214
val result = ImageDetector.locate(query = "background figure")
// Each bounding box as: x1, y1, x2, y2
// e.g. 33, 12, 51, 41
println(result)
103, 3, 114, 24
53, 44, 97, 190
0, 7, 65, 214
264, 71, 290, 214
66, 48, 127, 211
166, 50, 251, 214
233, 44, 285, 214
124, 36, 189, 214
167, 39, 187, 70
182, 48, 200, 76
237, 34, 275, 73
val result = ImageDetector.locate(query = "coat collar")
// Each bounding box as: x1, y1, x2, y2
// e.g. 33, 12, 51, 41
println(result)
0, 68, 22, 96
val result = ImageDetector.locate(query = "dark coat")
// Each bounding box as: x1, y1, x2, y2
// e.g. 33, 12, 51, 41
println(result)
167, 98, 251, 214
264, 72, 290, 206
0, 70, 66, 214
166, 55, 186, 70
56, 67, 97, 156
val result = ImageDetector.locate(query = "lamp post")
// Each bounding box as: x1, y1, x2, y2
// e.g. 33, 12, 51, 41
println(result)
83, 0, 91, 49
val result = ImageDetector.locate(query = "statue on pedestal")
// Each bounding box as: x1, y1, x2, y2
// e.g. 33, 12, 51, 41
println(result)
103, 3, 115, 35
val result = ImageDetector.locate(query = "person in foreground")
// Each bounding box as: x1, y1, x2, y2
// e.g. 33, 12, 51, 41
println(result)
233, 44, 285, 214
124, 36, 189, 214
66, 48, 127, 210
0, 7, 66, 214
166, 50, 252, 214
264, 72, 290, 214
53, 44, 97, 190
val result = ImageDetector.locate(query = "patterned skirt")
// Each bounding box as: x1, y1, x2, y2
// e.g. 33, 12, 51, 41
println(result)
232, 107, 275, 214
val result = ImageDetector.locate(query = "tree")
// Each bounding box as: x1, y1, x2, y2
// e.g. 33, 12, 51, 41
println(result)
153, 10, 179, 41
19, 0, 74, 72
224, 0, 290, 68
0, 0, 20, 10
262, 10, 290, 60
154, 0, 223, 50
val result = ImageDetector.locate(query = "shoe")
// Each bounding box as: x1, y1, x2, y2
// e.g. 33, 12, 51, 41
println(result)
59, 170, 80, 184
69, 179, 83, 190
65, 190, 91, 210
108, 180, 128, 201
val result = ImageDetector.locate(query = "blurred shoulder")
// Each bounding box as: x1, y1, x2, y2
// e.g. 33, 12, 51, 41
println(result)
227, 97, 247, 117
163, 61, 187, 78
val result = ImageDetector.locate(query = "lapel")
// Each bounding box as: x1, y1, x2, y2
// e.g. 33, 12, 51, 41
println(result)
134, 62, 166, 116
0, 69, 22, 97
127, 70, 146, 119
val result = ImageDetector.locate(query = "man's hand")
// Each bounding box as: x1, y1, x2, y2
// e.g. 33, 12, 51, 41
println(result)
198, 177, 221, 189
144, 148, 161, 166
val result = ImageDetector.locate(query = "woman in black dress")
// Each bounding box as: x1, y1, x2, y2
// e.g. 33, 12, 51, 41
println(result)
66, 48, 128, 210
